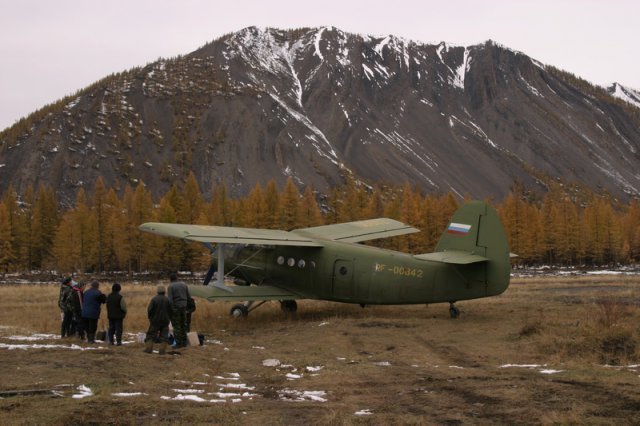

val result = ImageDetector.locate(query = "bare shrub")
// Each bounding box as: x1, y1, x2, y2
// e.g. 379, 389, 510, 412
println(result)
598, 329, 637, 365
595, 296, 630, 328
519, 321, 543, 337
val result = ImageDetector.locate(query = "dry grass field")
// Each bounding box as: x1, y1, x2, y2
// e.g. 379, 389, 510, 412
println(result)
0, 275, 639, 425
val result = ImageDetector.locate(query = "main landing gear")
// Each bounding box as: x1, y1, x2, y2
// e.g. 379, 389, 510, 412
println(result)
229, 300, 298, 318
449, 302, 460, 319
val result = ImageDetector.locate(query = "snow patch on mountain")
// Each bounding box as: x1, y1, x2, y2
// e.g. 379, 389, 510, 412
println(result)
609, 83, 640, 109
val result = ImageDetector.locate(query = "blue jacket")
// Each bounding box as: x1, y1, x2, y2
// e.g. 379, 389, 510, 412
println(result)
82, 287, 106, 319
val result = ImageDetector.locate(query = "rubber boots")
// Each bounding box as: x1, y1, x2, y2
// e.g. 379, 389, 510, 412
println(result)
159, 342, 168, 355
143, 340, 153, 353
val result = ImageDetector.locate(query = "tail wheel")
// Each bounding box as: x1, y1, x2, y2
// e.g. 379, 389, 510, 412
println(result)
230, 304, 249, 318
280, 300, 297, 313
449, 303, 460, 319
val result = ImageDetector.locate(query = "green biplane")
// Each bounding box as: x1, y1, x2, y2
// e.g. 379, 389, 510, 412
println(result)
139, 201, 511, 318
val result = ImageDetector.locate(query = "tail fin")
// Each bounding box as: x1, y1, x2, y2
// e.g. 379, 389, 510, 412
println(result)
418, 201, 511, 297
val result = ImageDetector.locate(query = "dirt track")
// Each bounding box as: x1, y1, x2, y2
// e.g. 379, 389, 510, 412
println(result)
1, 276, 639, 424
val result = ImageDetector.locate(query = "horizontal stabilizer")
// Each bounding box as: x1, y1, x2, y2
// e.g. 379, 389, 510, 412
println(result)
414, 251, 489, 265
189, 283, 299, 302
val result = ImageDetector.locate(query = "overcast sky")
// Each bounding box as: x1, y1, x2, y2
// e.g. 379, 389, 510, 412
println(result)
1, 0, 638, 130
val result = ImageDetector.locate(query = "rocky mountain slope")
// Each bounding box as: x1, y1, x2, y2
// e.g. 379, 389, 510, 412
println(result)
1, 26, 640, 204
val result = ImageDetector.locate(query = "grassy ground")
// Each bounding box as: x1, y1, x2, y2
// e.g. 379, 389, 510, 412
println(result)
0, 275, 639, 424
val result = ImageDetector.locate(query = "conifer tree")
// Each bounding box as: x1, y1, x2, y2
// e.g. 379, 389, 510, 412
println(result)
210, 183, 232, 226
104, 188, 127, 271
154, 196, 182, 271
181, 172, 204, 224
622, 200, 640, 261
0, 203, 14, 274
129, 183, 155, 271
243, 183, 266, 227
52, 209, 80, 272
279, 177, 301, 230
21, 186, 35, 269
299, 186, 324, 228
91, 177, 108, 271
363, 185, 385, 220
1, 186, 24, 269
179, 173, 206, 270
263, 180, 280, 229
399, 183, 421, 252
30, 186, 58, 269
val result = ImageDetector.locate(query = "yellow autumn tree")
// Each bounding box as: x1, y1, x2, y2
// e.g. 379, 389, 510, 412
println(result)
299, 186, 324, 228
279, 177, 301, 230
0, 203, 14, 274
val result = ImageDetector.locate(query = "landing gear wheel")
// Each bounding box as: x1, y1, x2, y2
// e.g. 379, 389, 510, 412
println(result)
449, 303, 460, 319
280, 300, 298, 313
230, 304, 249, 318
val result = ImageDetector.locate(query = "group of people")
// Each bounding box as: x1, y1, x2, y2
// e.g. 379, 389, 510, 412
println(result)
58, 279, 127, 344
57, 272, 195, 354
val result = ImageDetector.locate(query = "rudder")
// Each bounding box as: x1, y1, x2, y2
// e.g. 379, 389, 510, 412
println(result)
435, 201, 511, 296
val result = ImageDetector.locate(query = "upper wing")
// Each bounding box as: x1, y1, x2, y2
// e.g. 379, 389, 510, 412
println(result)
140, 218, 418, 246
139, 223, 323, 247
189, 283, 299, 302
294, 218, 419, 243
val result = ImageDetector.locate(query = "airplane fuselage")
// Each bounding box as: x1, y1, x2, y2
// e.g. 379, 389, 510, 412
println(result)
225, 238, 508, 305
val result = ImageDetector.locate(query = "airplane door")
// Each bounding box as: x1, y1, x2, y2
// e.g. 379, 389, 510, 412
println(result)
332, 259, 354, 300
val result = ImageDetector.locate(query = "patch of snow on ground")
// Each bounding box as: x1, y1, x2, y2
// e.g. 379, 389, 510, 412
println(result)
172, 389, 205, 394
7, 333, 59, 341
539, 369, 563, 375
355, 409, 374, 416
278, 389, 327, 402
499, 364, 543, 369
306, 366, 324, 372
0, 343, 102, 351
112, 392, 146, 397
263, 359, 281, 367
72, 385, 93, 399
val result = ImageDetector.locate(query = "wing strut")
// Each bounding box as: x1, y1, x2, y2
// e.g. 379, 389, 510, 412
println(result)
214, 244, 234, 293
201, 242, 234, 292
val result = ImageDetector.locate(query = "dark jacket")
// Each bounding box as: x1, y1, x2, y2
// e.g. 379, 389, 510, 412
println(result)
167, 280, 190, 309
106, 292, 127, 320
58, 283, 73, 311
82, 287, 106, 320
147, 294, 172, 327
71, 287, 83, 315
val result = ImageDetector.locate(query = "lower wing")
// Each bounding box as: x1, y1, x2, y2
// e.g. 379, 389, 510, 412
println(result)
189, 284, 299, 302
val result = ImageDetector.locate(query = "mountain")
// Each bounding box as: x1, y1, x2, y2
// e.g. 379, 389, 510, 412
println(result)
1, 26, 640, 205
609, 83, 640, 109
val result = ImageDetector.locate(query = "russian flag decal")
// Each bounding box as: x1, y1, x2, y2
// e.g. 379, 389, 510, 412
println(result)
447, 222, 471, 235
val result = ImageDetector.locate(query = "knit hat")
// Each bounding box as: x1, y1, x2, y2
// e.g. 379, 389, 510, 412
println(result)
112, 282, 121, 292
157, 285, 165, 294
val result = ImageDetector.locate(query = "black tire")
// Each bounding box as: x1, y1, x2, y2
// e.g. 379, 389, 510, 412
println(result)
449, 306, 460, 319
230, 304, 249, 318
280, 300, 297, 313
